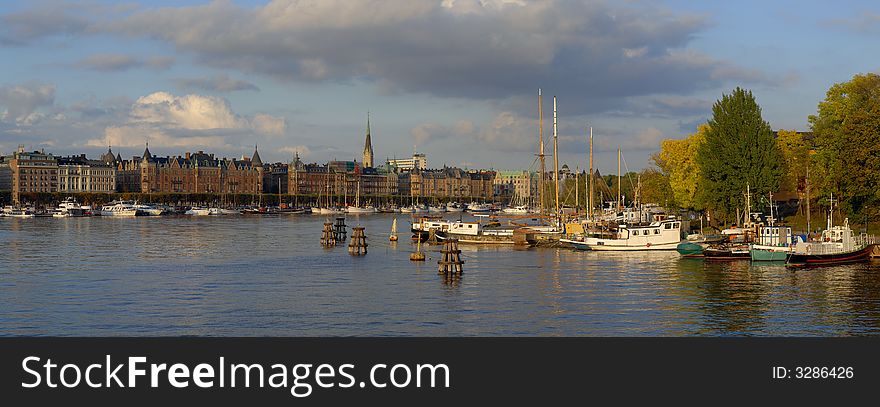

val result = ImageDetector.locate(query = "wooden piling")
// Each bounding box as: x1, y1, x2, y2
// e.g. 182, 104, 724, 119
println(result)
437, 238, 464, 275
348, 226, 368, 255
320, 222, 336, 247
334, 217, 347, 241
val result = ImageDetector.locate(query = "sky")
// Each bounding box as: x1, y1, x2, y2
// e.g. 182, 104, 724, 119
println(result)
0, 0, 878, 175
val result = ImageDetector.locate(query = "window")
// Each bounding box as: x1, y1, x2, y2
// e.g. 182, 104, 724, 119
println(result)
633, 230, 639, 236
664, 223, 672, 229
654, 229, 660, 235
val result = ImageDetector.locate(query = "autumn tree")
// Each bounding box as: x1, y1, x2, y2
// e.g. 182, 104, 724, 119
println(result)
697, 87, 783, 223
808, 72, 880, 218
656, 123, 708, 209
775, 129, 810, 196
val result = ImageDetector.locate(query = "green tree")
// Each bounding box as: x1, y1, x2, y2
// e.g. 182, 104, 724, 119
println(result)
638, 168, 674, 208
775, 129, 809, 196
697, 87, 783, 223
656, 123, 708, 209
808, 73, 880, 217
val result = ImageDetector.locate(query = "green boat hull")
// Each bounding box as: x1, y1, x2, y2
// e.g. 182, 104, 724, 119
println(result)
676, 242, 704, 257
749, 248, 788, 262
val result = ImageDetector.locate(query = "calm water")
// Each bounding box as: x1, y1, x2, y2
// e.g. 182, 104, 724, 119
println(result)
1, 213, 880, 336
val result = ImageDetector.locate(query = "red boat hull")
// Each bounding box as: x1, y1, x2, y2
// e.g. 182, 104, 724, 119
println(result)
786, 245, 873, 266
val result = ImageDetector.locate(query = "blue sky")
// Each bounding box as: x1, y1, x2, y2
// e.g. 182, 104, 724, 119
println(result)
0, 0, 877, 175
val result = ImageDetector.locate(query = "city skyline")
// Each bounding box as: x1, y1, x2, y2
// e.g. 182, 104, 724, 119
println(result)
1, 0, 879, 174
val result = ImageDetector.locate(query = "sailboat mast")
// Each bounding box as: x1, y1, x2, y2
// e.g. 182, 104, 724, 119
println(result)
575, 165, 579, 215
806, 164, 811, 233
616, 147, 621, 212
588, 127, 593, 222
553, 96, 560, 227
538, 89, 545, 217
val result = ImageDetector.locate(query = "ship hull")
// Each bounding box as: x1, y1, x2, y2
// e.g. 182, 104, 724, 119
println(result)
786, 245, 872, 266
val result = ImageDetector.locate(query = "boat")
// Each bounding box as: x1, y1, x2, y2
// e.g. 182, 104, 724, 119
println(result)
434, 220, 528, 245
100, 200, 140, 217
445, 203, 465, 212
703, 244, 751, 260
411, 216, 454, 240
135, 203, 167, 216
467, 203, 493, 213
787, 200, 873, 266
390, 218, 398, 241
185, 207, 221, 215
57, 197, 90, 217
502, 205, 530, 214
562, 217, 682, 251
4, 208, 36, 218
749, 195, 796, 262
346, 179, 377, 214
428, 205, 446, 213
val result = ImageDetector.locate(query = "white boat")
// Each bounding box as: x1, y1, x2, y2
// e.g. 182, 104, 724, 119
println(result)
346, 206, 378, 214
502, 205, 530, 214
445, 203, 465, 212
434, 221, 521, 244
4, 208, 36, 218
428, 205, 446, 213
467, 203, 493, 213
345, 179, 377, 214
563, 217, 682, 251
185, 207, 222, 216
135, 203, 166, 216
100, 201, 140, 217
55, 197, 89, 217
317, 207, 345, 215
219, 208, 240, 215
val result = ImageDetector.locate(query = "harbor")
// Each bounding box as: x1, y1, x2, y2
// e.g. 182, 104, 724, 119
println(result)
1, 212, 880, 336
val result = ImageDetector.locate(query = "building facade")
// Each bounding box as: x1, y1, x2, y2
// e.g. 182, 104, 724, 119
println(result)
9, 147, 59, 204
57, 155, 117, 194
387, 152, 427, 172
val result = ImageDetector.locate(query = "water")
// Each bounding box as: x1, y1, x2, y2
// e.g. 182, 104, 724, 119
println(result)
2, 214, 880, 336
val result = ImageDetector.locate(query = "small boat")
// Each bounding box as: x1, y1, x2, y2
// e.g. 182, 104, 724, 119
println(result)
100, 200, 140, 217
428, 205, 446, 213
750, 225, 797, 261
445, 203, 465, 212
346, 206, 378, 214
5, 208, 36, 218
676, 241, 705, 257
787, 218, 872, 266
185, 207, 220, 215
467, 203, 493, 213
703, 244, 751, 260
390, 218, 399, 241
502, 205, 530, 214
56, 197, 90, 217
135, 203, 167, 216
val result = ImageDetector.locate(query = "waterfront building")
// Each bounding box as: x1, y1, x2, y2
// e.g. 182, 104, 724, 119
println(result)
387, 152, 427, 172
57, 154, 117, 194
0, 154, 11, 192
118, 145, 263, 195
8, 146, 58, 204
493, 170, 535, 202
401, 167, 495, 201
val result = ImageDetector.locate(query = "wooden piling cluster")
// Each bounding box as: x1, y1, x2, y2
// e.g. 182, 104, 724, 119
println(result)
334, 217, 347, 241
437, 238, 464, 276
348, 226, 368, 255
320, 222, 336, 247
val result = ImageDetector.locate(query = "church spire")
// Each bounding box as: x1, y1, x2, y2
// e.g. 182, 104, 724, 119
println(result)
251, 144, 263, 166
142, 142, 152, 162
363, 111, 374, 168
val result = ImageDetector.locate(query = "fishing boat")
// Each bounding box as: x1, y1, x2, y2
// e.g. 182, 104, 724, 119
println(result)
100, 200, 140, 217
411, 216, 454, 240
390, 218, 398, 241
562, 218, 682, 251
787, 197, 873, 266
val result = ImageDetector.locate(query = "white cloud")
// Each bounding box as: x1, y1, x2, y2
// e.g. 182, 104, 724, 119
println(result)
85, 91, 286, 150
0, 83, 55, 125
279, 145, 311, 158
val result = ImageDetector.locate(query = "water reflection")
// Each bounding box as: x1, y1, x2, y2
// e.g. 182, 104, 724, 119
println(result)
1, 214, 880, 336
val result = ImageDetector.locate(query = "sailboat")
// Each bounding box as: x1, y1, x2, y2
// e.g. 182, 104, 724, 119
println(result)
390, 218, 399, 241
346, 179, 377, 214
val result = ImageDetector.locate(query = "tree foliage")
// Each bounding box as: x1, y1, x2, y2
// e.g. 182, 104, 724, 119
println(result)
775, 129, 809, 196
696, 87, 783, 222
808, 72, 880, 216
656, 123, 708, 209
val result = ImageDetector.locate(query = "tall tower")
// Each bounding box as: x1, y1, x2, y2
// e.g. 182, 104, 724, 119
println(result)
363, 112, 374, 168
